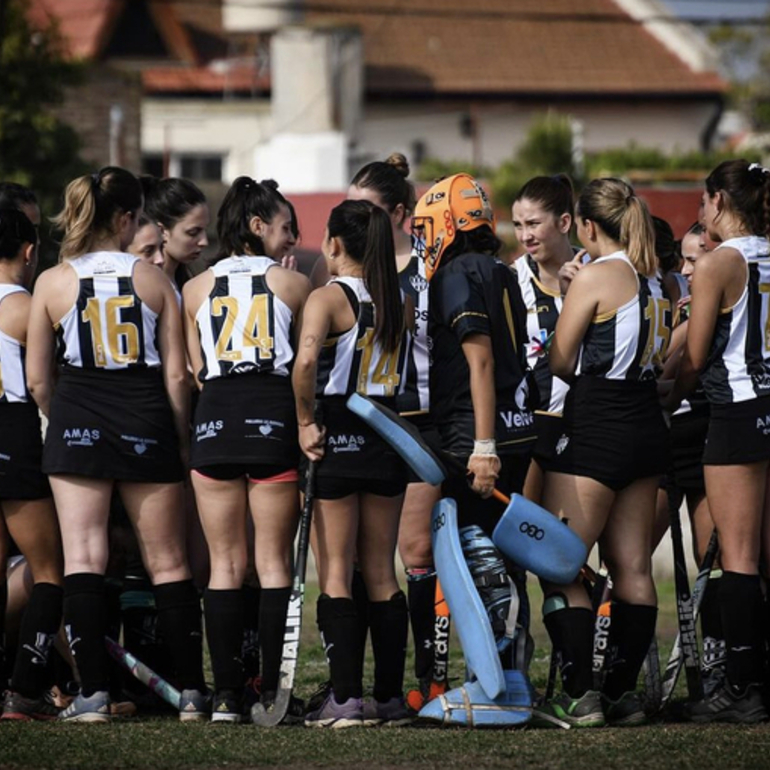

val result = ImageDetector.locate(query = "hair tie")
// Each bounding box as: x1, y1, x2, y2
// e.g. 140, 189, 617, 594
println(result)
749, 162, 770, 178
91, 172, 101, 190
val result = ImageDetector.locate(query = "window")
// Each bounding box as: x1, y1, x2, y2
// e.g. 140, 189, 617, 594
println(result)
140, 153, 224, 182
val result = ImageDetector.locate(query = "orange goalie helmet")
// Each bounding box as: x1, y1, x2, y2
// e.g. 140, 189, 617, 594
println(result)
412, 173, 495, 281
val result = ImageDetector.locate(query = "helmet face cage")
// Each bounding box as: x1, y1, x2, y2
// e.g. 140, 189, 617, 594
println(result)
412, 174, 495, 281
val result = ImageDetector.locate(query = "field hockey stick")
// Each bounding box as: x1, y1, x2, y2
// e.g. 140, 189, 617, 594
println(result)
251, 460, 317, 726
591, 568, 612, 690
642, 636, 663, 715
668, 485, 703, 703
659, 528, 718, 711
105, 636, 181, 709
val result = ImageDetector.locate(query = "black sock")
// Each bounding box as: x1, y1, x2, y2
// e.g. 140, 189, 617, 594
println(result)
720, 571, 764, 690
406, 569, 436, 680
317, 594, 362, 702
602, 602, 658, 701
64, 573, 109, 697
241, 584, 261, 680
258, 587, 291, 694
0, 580, 7, 688
154, 580, 205, 691
700, 572, 725, 675
11, 582, 63, 698
121, 579, 172, 686
369, 591, 408, 702
544, 606, 595, 698
203, 588, 244, 692
352, 569, 369, 672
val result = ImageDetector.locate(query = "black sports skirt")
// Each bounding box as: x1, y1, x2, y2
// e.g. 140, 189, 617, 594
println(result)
310, 396, 407, 500
0, 402, 51, 500
541, 376, 669, 491
43, 366, 184, 483
190, 373, 299, 471
703, 396, 770, 465
670, 407, 708, 492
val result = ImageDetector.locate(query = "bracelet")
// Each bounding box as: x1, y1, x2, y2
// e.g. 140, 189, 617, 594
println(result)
472, 438, 497, 456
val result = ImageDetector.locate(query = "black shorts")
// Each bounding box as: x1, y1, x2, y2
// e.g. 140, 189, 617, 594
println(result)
401, 412, 442, 485
441, 454, 529, 538
0, 402, 50, 500
703, 397, 770, 465
193, 463, 298, 483
670, 407, 708, 492
541, 376, 669, 491
311, 397, 407, 501
531, 411, 564, 467
43, 366, 184, 483
191, 374, 299, 471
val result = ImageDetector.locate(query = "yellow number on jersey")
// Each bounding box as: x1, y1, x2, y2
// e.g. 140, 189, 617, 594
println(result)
641, 296, 671, 369
82, 296, 140, 367
356, 328, 401, 396
212, 295, 274, 362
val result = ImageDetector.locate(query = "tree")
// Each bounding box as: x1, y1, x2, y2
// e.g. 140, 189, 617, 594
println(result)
0, 0, 86, 218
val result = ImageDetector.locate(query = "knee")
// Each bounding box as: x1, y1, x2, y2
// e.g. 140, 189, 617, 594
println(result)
398, 535, 433, 570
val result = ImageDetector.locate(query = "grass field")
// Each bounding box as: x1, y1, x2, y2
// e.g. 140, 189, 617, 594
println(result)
2, 580, 770, 770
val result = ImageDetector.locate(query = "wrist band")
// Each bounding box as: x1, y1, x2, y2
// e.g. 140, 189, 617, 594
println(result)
472, 439, 497, 456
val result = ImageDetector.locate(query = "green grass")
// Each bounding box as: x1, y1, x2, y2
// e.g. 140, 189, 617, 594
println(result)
2, 579, 770, 770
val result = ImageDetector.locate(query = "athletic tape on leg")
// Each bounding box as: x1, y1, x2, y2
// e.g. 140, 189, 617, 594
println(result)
346, 393, 446, 485
432, 498, 505, 700
492, 495, 587, 584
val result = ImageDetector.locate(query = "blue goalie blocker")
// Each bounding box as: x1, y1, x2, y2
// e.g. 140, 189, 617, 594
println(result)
346, 393, 446, 486
418, 671, 532, 728
432, 497, 506, 700
492, 495, 587, 585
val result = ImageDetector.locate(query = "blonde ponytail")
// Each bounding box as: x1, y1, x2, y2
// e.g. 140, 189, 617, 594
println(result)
620, 196, 656, 277
52, 176, 98, 261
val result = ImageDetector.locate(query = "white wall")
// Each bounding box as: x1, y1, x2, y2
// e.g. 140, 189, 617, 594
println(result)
359, 99, 720, 170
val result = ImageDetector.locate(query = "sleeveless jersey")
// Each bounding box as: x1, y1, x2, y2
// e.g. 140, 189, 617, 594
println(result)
195, 256, 294, 382
701, 235, 770, 404
396, 251, 430, 415
514, 254, 569, 414
316, 276, 409, 399
0, 285, 30, 403
55, 252, 160, 370
576, 252, 671, 382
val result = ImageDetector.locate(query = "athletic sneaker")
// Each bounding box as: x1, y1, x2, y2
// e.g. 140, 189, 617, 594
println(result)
533, 690, 605, 728
179, 689, 211, 723
305, 680, 333, 715
602, 691, 647, 727
2, 691, 61, 721
702, 665, 726, 698
257, 690, 306, 726
362, 696, 414, 727
58, 691, 111, 723
304, 691, 363, 728
211, 690, 242, 723
686, 683, 768, 724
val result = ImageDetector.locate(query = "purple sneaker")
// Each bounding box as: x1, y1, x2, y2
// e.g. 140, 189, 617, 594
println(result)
362, 697, 413, 727
304, 691, 363, 729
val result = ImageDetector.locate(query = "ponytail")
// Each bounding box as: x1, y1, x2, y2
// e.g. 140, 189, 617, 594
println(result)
621, 196, 656, 276
577, 178, 656, 277
363, 204, 403, 353
327, 199, 404, 354
53, 167, 142, 260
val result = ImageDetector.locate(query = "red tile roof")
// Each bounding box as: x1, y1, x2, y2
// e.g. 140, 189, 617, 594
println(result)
27, 0, 726, 97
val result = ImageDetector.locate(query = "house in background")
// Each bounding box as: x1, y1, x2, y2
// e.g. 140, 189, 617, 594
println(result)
26, 0, 726, 251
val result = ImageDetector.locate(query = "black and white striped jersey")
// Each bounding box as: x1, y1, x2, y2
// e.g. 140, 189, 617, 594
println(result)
0, 284, 30, 403
396, 251, 430, 415
514, 254, 569, 414
316, 276, 409, 399
194, 256, 293, 382
701, 235, 770, 404
576, 252, 671, 382
55, 252, 160, 370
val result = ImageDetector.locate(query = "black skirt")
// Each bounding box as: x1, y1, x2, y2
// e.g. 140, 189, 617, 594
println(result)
0, 402, 50, 500
190, 373, 299, 470
43, 366, 184, 483
541, 376, 669, 491
703, 396, 770, 465
670, 407, 708, 492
